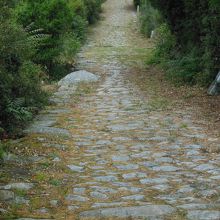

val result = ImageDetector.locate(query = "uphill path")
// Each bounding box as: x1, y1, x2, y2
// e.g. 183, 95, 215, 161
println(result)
0, 0, 220, 219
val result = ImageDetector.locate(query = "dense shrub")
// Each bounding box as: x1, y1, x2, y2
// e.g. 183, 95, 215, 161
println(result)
16, 0, 74, 79
148, 23, 176, 63
16, 0, 104, 79
139, 0, 162, 37
84, 0, 103, 24
0, 2, 47, 136
139, 0, 220, 86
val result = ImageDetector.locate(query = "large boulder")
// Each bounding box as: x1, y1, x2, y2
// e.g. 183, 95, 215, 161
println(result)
208, 71, 220, 95
58, 70, 100, 87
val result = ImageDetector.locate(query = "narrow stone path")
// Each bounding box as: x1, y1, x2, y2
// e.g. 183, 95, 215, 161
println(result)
0, 0, 220, 219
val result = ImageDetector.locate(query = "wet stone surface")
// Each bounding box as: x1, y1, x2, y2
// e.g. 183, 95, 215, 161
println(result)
1, 0, 220, 219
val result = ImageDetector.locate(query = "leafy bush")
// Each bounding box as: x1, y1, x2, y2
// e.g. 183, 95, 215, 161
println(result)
139, 0, 220, 86
58, 33, 81, 66
0, 2, 47, 136
0, 141, 6, 159
139, 0, 162, 37
166, 50, 201, 85
16, 0, 74, 78
84, 0, 103, 24
16, 0, 104, 79
148, 23, 176, 64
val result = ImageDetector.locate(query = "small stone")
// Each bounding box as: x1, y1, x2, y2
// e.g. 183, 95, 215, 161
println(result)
90, 186, 117, 194
187, 210, 220, 220
130, 151, 150, 158
50, 200, 59, 207
115, 164, 139, 170
194, 164, 215, 171
121, 194, 144, 201
177, 186, 194, 194
163, 145, 181, 150
130, 144, 150, 150
73, 188, 86, 195
67, 165, 84, 172
156, 195, 177, 204
139, 161, 157, 168
95, 176, 118, 182
112, 137, 131, 142
14, 196, 29, 205
52, 157, 61, 162
152, 165, 179, 172
96, 159, 108, 165
108, 124, 139, 131
140, 178, 168, 184
26, 126, 71, 137
185, 144, 203, 149
149, 136, 167, 142
97, 140, 112, 145
68, 205, 79, 211
186, 150, 199, 156
84, 182, 100, 185
112, 182, 132, 187
211, 175, 220, 180
112, 155, 130, 162
122, 172, 147, 180
90, 192, 108, 200
0, 190, 14, 201
151, 184, 170, 191
90, 166, 104, 170
180, 197, 203, 203
199, 189, 218, 198
154, 157, 173, 163
119, 186, 142, 193
152, 152, 167, 158
0, 183, 34, 190
177, 203, 213, 210
37, 208, 49, 214
207, 169, 220, 175
91, 202, 127, 208
65, 194, 89, 202
79, 205, 176, 218
0, 208, 8, 214
115, 145, 126, 151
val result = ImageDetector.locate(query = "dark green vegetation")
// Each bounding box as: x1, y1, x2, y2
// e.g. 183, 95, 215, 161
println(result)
0, 0, 103, 140
137, 0, 220, 86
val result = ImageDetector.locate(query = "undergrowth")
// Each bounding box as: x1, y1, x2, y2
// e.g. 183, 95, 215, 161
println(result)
136, 0, 220, 87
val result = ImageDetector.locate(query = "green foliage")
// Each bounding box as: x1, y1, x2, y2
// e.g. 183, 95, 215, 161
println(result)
16, 0, 74, 77
0, 1, 48, 135
16, 0, 104, 79
58, 33, 81, 65
139, 0, 162, 37
166, 50, 202, 85
139, 0, 220, 86
84, 0, 103, 24
49, 178, 62, 186
68, 0, 87, 18
147, 23, 176, 65
0, 142, 6, 159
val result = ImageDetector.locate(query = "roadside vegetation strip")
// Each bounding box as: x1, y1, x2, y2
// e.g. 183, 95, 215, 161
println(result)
136, 0, 220, 88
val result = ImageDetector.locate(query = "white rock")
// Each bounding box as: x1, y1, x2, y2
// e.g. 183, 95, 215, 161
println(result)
58, 70, 100, 87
